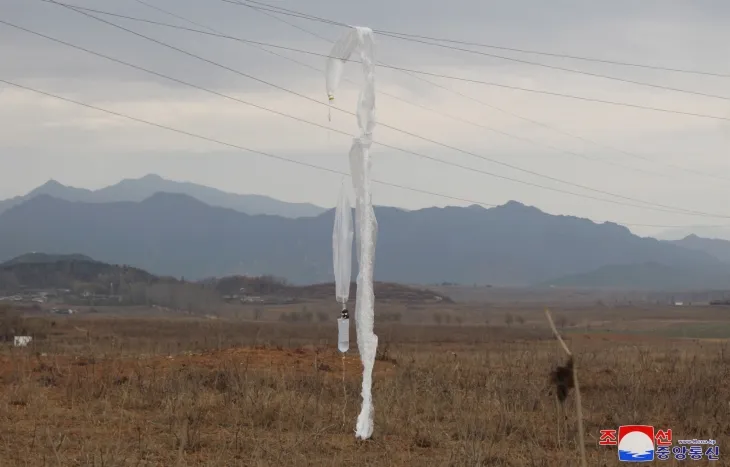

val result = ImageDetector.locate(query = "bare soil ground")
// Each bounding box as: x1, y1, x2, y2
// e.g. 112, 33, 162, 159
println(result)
1, 303, 728, 466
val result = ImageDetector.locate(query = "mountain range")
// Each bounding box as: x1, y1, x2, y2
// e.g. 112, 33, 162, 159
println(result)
542, 262, 730, 290
656, 225, 730, 242
668, 234, 730, 263
0, 175, 327, 219
1, 180, 730, 289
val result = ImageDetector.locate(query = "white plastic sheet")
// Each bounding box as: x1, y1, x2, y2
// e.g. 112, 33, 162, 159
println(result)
350, 141, 378, 440
326, 26, 379, 441
333, 179, 354, 306
325, 28, 359, 102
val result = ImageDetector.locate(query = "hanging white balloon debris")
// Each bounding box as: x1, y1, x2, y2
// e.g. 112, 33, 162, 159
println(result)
333, 178, 354, 353
326, 26, 379, 440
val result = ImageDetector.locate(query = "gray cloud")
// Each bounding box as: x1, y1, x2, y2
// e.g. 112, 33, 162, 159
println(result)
2, 0, 730, 237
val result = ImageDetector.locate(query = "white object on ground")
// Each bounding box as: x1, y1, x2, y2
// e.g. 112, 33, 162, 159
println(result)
326, 26, 379, 440
14, 336, 32, 347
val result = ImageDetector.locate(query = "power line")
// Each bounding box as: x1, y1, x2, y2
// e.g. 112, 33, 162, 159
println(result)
3, 77, 728, 230
63, 1, 730, 184
20, 7, 728, 219
211, 0, 331, 43
229, 0, 730, 185
0, 78, 493, 207
396, 69, 730, 183
234, 0, 730, 99
225, 0, 345, 27
229, 1, 730, 119
127, 1, 668, 181
238, 0, 730, 80
0, 21, 695, 221
39, 1, 730, 123
227, 0, 661, 178
360, 31, 730, 80
374, 30, 730, 101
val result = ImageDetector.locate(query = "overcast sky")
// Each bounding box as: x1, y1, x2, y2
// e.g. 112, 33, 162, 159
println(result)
2, 0, 730, 238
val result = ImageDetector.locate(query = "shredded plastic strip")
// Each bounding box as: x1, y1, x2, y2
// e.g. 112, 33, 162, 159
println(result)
326, 26, 378, 440
333, 178, 354, 307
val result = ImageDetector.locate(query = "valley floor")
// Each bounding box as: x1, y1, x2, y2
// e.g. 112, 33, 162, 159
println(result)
1, 304, 728, 466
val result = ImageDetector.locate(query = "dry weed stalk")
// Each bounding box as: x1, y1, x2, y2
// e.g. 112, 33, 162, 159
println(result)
545, 308, 586, 467
339, 353, 348, 429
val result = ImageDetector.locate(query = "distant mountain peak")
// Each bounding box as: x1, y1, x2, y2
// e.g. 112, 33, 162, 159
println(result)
501, 200, 532, 209
495, 200, 544, 215
29, 179, 66, 193
670, 234, 730, 264
0, 175, 327, 219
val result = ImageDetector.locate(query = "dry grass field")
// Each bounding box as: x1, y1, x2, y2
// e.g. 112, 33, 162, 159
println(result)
1, 303, 729, 466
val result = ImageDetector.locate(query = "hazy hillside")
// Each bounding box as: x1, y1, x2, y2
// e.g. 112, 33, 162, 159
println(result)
655, 225, 730, 241
0, 175, 326, 218
0, 194, 726, 287
0, 253, 449, 306
0, 193, 326, 282
211, 275, 451, 303
1, 252, 95, 266
541, 262, 730, 290
669, 234, 730, 263
0, 253, 160, 292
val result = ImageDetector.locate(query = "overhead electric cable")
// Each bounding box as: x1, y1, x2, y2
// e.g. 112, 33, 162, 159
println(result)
126, 2, 667, 180
363, 31, 730, 79
67, 1, 730, 183
0, 78, 493, 207
375, 29, 730, 101
227, 0, 730, 183
237, 0, 730, 79
234, 0, 730, 93
2, 77, 728, 230
1, 21, 701, 220
16, 8, 727, 219
39, 1, 730, 123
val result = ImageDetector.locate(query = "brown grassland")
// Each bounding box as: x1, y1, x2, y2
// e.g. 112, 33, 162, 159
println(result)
0, 302, 729, 466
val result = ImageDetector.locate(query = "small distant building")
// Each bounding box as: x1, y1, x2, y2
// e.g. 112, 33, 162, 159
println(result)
674, 301, 684, 306
241, 296, 264, 303
50, 308, 76, 315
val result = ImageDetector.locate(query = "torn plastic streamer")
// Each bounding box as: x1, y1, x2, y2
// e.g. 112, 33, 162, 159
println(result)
333, 179, 354, 306
326, 26, 378, 441
349, 139, 378, 441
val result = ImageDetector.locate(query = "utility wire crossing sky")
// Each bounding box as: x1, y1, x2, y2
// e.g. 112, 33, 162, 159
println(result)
2, 0, 730, 238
